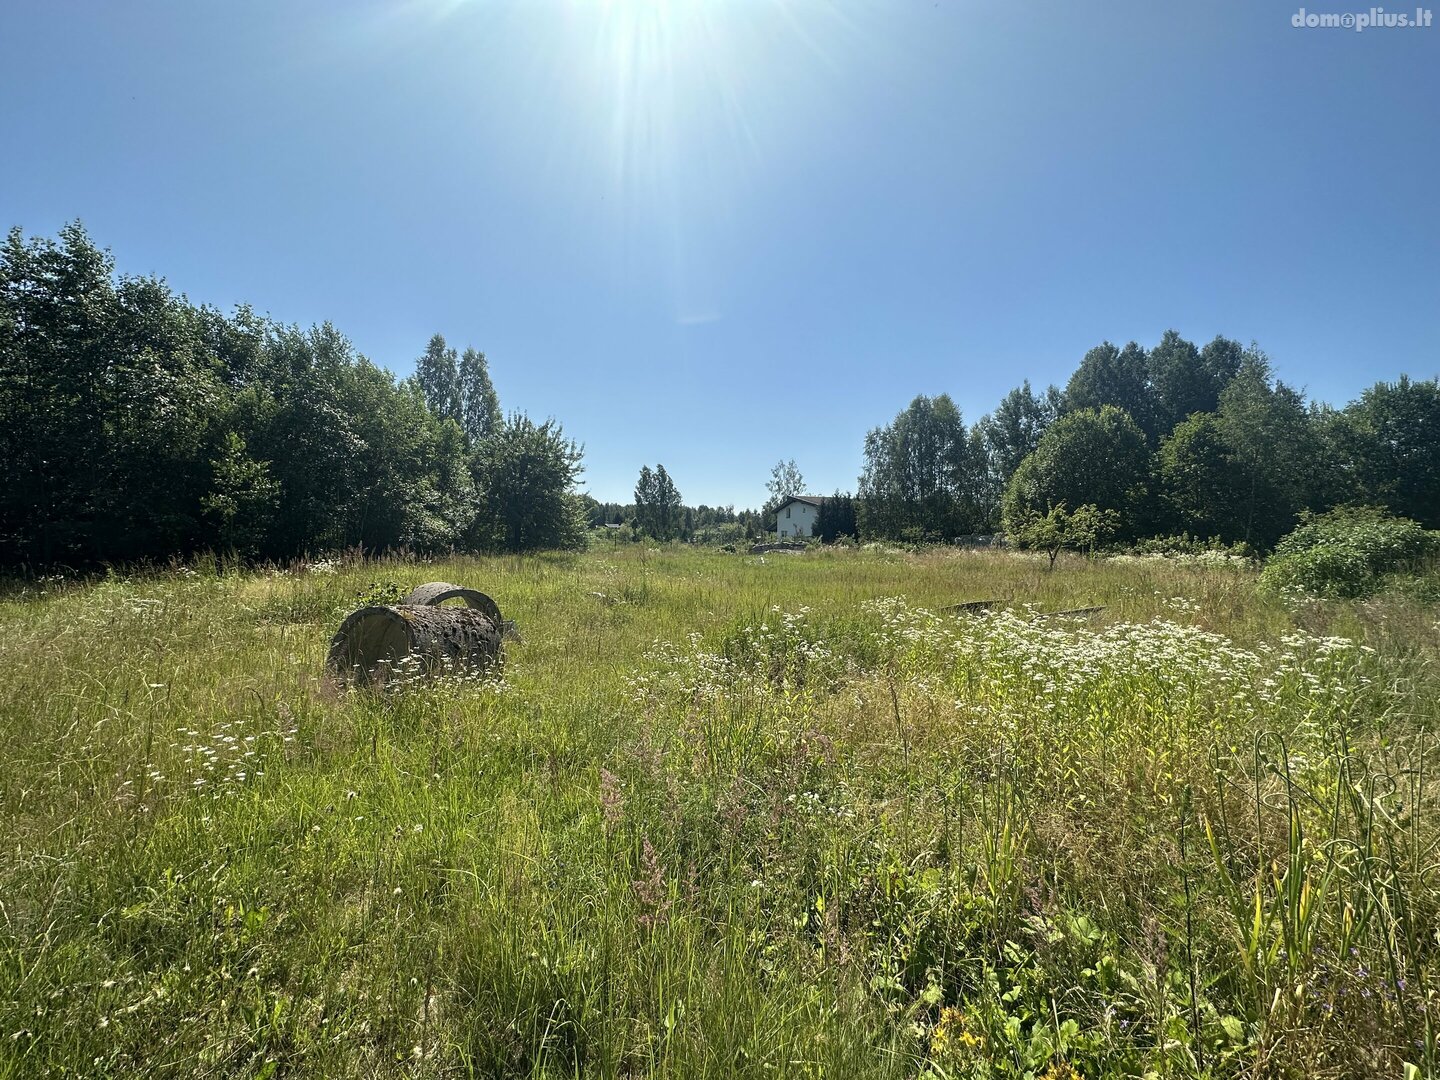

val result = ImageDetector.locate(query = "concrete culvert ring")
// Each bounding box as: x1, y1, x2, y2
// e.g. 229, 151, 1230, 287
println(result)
328, 606, 415, 686
327, 604, 503, 687
402, 582, 503, 628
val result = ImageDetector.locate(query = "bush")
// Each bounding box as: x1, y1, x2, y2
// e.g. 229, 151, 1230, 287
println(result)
1131, 533, 1254, 559
1259, 505, 1438, 598
1008, 502, 1120, 569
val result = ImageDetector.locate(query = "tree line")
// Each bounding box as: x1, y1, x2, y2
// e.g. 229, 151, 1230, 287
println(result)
0, 223, 586, 568
8, 225, 1432, 566
600, 459, 858, 545
586, 474, 760, 545
857, 332, 1438, 549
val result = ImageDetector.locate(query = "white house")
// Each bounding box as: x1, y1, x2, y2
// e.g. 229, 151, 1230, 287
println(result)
774, 495, 828, 539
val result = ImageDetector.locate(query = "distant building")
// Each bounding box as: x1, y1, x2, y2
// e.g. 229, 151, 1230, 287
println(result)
774, 495, 830, 539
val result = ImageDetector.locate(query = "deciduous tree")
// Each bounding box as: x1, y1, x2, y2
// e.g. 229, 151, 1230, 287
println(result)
1335, 376, 1440, 528
414, 333, 461, 425
1215, 350, 1317, 548
1008, 502, 1120, 569
1064, 341, 1159, 440
1149, 332, 1243, 434
470, 414, 586, 552
634, 464, 683, 540
857, 394, 987, 540
1002, 405, 1151, 538
459, 346, 502, 444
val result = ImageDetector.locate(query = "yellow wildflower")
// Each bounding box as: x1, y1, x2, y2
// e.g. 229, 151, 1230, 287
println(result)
930, 1007, 985, 1057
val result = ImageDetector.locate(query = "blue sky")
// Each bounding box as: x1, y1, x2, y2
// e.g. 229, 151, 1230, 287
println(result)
3, 1, 1436, 507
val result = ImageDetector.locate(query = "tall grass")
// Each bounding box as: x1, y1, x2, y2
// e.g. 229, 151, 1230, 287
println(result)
0, 547, 1435, 1078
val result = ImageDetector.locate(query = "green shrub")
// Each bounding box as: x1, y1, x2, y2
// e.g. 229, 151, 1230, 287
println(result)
1132, 532, 1254, 559
1260, 505, 1438, 598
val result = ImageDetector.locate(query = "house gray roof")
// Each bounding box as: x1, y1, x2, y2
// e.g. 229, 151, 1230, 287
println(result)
776, 495, 831, 509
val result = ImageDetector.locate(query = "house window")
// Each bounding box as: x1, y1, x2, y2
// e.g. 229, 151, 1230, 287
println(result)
786, 507, 791, 518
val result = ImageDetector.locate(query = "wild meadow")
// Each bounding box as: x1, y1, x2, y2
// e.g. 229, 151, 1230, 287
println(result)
1, 545, 1436, 1079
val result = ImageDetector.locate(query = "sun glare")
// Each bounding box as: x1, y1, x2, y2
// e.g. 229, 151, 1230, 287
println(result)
360, 0, 856, 324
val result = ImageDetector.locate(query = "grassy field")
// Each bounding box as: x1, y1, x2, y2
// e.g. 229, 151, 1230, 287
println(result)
1, 545, 1436, 1079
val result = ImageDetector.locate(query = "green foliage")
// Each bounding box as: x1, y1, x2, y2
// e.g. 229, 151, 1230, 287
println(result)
1064, 340, 1160, 439
1007, 502, 1120, 568
586, 499, 743, 546
860, 329, 1437, 560
1212, 351, 1319, 550
413, 333, 461, 426
813, 491, 859, 543
1332, 375, 1440, 528
765, 459, 804, 505
234, 324, 375, 555
340, 360, 473, 553
975, 380, 1064, 491
760, 459, 805, 531
351, 578, 408, 607
1260, 505, 1438, 598
469, 414, 588, 552
1002, 406, 1150, 537
0, 223, 225, 564
1130, 532, 1254, 559
0, 224, 582, 566
633, 464, 683, 541
413, 336, 502, 448
1157, 412, 1245, 542
5, 221, 1435, 582
858, 394, 990, 540
458, 346, 502, 444
1148, 331, 1242, 435
852, 328, 1432, 560
202, 432, 280, 557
